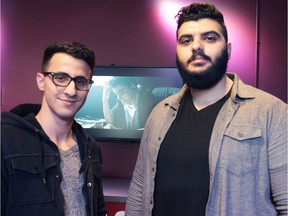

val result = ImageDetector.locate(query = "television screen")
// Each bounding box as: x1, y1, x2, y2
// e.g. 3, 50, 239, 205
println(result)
75, 66, 183, 141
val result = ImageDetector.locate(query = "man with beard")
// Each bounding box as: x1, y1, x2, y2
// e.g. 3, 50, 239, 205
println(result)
125, 3, 287, 216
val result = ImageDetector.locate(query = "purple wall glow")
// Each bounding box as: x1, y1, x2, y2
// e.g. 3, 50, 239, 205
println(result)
1, 0, 287, 178
257, 0, 287, 101
1, 0, 286, 112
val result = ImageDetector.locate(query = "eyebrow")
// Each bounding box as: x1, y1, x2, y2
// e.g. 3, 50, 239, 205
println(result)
202, 31, 222, 38
178, 30, 222, 41
115, 89, 125, 95
52, 72, 88, 79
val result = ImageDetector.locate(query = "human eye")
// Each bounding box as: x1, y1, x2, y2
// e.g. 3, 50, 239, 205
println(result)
203, 35, 216, 42
117, 90, 125, 96
75, 77, 88, 87
54, 73, 69, 83
208, 35, 216, 40
203, 32, 220, 42
179, 36, 192, 45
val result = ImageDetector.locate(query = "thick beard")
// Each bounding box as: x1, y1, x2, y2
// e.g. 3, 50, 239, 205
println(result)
176, 47, 229, 89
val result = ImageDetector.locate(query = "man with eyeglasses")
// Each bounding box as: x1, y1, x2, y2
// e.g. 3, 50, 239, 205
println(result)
1, 41, 107, 216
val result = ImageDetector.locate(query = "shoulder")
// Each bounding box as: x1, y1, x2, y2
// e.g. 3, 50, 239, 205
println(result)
239, 83, 286, 111
145, 87, 186, 127
230, 73, 287, 111
151, 85, 187, 112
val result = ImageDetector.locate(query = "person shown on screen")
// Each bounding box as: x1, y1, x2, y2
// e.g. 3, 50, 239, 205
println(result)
1, 41, 107, 216
102, 77, 157, 130
125, 3, 287, 216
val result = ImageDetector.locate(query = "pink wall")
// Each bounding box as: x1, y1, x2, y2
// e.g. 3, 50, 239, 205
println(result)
2, 0, 286, 112
258, 0, 287, 101
1, 0, 287, 178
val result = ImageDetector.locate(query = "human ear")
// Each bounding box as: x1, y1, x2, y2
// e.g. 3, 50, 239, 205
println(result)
36, 72, 45, 91
227, 43, 232, 59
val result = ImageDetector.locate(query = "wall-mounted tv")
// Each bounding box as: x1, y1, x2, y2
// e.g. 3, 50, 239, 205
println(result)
75, 65, 183, 141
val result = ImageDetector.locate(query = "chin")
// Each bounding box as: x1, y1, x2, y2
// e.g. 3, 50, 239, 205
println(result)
187, 67, 208, 75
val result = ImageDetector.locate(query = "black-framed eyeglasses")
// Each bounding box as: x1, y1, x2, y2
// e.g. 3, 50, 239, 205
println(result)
42, 72, 94, 91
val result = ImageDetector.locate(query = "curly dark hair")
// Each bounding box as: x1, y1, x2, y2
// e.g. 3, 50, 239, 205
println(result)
175, 3, 228, 42
41, 41, 95, 76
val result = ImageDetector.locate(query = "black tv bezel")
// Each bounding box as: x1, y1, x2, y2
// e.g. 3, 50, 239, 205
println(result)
76, 65, 182, 142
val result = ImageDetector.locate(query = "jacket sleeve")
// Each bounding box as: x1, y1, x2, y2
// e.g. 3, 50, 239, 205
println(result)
91, 141, 107, 216
268, 104, 287, 215
125, 131, 147, 215
96, 145, 107, 216
1, 146, 8, 216
95, 177, 107, 216
110, 101, 126, 129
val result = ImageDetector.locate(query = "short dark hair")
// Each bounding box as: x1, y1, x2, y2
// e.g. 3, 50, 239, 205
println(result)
42, 41, 95, 75
175, 3, 228, 42
108, 77, 138, 89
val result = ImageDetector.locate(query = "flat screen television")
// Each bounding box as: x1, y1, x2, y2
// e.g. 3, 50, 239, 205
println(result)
75, 65, 183, 141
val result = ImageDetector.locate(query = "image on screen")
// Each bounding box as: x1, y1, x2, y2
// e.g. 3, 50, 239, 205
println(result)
75, 66, 183, 141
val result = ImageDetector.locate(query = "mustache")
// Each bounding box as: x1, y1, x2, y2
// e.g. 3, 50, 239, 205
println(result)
187, 50, 211, 64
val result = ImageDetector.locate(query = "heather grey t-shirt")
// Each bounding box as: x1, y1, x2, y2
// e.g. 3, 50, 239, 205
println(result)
59, 144, 86, 216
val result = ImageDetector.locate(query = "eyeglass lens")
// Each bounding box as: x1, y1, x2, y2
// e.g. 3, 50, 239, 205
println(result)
52, 73, 91, 90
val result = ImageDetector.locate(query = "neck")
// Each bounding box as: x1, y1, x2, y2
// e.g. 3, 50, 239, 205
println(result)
127, 91, 137, 105
189, 75, 233, 111
35, 108, 76, 151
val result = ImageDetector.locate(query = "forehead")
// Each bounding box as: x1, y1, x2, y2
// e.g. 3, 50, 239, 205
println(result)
177, 18, 223, 38
112, 84, 130, 93
47, 53, 91, 76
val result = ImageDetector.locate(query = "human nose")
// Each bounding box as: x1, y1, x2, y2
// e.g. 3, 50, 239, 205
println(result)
191, 38, 203, 53
117, 94, 122, 100
64, 80, 77, 95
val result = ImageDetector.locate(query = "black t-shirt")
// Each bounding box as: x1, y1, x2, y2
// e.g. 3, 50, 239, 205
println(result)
152, 90, 230, 216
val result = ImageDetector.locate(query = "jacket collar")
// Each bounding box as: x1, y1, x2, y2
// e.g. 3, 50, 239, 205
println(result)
164, 73, 256, 110
227, 73, 256, 103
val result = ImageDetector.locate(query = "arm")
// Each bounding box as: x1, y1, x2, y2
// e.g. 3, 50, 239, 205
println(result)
89, 138, 107, 216
95, 146, 107, 216
1, 149, 7, 216
125, 132, 147, 215
96, 177, 107, 216
269, 105, 287, 215
102, 83, 114, 125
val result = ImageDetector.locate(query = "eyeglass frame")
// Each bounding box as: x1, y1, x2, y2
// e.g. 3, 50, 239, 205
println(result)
42, 72, 94, 91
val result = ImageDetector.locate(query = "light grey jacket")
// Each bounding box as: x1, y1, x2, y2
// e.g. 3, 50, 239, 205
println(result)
125, 73, 287, 216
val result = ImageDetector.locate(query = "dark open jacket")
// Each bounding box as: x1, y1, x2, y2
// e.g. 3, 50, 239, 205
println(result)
1, 104, 107, 216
